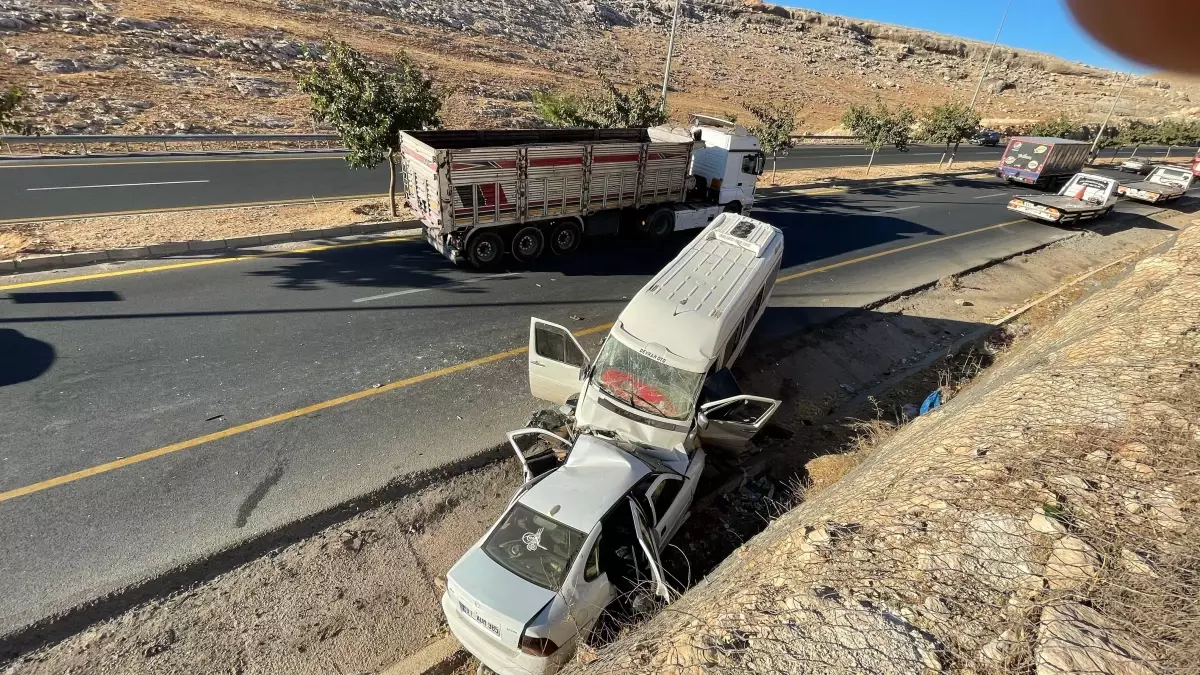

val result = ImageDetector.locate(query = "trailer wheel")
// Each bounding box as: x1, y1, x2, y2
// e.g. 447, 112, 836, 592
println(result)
723, 201, 743, 215
511, 226, 545, 263
549, 221, 582, 256
642, 208, 675, 239
466, 231, 504, 269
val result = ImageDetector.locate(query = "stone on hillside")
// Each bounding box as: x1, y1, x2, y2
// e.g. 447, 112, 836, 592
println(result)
1044, 535, 1099, 590
1036, 603, 1158, 675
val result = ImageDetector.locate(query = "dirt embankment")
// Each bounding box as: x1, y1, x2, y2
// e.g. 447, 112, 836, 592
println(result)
569, 227, 1200, 673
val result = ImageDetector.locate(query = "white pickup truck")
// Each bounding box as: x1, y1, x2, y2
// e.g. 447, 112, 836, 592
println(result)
1007, 173, 1119, 225
1117, 166, 1194, 204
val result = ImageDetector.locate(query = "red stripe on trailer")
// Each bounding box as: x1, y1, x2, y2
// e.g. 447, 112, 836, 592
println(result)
530, 157, 585, 166
593, 154, 640, 164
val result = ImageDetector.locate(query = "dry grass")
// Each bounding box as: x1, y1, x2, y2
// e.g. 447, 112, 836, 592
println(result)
768, 159, 997, 188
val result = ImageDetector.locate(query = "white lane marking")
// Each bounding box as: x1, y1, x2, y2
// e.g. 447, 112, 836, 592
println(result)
972, 192, 1009, 199
27, 180, 211, 191
352, 271, 521, 303
875, 205, 921, 214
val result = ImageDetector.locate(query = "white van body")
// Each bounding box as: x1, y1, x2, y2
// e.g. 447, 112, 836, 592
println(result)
527, 212, 785, 450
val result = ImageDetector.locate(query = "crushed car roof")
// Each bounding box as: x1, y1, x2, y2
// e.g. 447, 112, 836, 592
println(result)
517, 435, 653, 532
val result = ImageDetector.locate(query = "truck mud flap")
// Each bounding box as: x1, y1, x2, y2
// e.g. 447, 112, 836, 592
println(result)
424, 228, 461, 264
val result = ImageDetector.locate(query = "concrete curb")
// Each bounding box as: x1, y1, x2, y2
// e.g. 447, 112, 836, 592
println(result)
2, 220, 419, 276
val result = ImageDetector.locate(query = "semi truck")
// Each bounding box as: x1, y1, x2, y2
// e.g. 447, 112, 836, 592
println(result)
1007, 173, 1118, 225
1117, 165, 1194, 204
998, 137, 1090, 190
399, 116, 765, 268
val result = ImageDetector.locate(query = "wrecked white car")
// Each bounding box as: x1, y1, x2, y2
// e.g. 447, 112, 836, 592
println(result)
443, 432, 704, 674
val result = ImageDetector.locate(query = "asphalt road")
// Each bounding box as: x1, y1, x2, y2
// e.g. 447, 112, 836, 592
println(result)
1, 143, 1184, 223
2, 172, 1184, 639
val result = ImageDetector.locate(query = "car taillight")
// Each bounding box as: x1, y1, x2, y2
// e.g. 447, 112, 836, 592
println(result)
519, 634, 560, 656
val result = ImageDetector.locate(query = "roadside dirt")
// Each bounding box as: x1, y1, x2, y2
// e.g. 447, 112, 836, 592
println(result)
4, 202, 1193, 675
0, 198, 407, 261
766, 158, 996, 187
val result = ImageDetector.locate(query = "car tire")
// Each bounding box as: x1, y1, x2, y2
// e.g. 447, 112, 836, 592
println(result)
466, 231, 504, 269
510, 226, 545, 263
549, 220, 582, 256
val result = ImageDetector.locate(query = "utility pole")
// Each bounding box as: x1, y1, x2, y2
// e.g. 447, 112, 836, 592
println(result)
949, 0, 1012, 169
1089, 71, 1130, 162
660, 0, 683, 113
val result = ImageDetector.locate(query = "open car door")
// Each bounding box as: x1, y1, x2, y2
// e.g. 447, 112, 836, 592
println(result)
506, 428, 571, 482
697, 395, 781, 452
629, 498, 673, 602
528, 318, 590, 404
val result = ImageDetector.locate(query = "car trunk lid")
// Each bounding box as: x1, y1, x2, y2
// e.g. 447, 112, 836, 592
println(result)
447, 547, 557, 649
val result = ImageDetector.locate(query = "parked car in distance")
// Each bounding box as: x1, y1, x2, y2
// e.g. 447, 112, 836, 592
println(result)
443, 431, 704, 674
1119, 156, 1155, 175
970, 130, 1001, 146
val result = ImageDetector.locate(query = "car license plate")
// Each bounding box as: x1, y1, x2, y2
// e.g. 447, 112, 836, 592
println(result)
459, 601, 502, 639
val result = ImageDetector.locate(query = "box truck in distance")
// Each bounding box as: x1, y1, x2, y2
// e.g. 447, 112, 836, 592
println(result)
399, 116, 766, 268
997, 137, 1090, 190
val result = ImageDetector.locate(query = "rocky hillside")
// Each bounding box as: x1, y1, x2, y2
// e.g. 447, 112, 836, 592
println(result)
567, 227, 1200, 674
2, 0, 1198, 135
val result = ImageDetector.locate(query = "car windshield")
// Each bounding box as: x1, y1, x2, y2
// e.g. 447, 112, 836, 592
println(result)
482, 503, 585, 591
591, 337, 705, 421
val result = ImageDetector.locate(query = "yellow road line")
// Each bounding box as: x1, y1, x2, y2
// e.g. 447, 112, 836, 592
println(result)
0, 234, 418, 291
0, 322, 614, 504
0, 216, 1030, 503
777, 219, 1024, 283
0, 193, 389, 226
0, 154, 348, 170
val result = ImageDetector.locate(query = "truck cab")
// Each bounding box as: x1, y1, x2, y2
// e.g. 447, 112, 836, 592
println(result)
527, 213, 784, 452
686, 115, 765, 214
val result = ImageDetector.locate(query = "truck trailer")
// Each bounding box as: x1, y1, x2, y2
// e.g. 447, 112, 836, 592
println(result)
399, 117, 765, 268
998, 137, 1090, 190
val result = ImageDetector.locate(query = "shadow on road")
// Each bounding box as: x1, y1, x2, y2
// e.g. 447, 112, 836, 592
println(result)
9, 291, 123, 304
0, 328, 55, 386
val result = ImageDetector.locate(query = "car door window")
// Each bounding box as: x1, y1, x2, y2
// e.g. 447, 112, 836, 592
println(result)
583, 537, 602, 582
535, 322, 586, 367
647, 477, 683, 527
706, 397, 774, 424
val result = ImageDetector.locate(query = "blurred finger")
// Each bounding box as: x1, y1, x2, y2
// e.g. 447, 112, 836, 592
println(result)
1067, 0, 1200, 73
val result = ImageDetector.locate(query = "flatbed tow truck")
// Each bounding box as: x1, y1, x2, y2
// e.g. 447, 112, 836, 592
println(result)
1117, 165, 1194, 204
1007, 173, 1119, 225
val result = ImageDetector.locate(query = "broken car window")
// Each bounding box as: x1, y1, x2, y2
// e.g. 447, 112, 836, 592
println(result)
591, 338, 704, 421
482, 503, 585, 591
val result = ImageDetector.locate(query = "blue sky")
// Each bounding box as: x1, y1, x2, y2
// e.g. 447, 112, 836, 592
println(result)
785, 0, 1145, 73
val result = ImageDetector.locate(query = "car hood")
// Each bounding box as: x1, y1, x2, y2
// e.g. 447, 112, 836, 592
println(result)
447, 547, 558, 649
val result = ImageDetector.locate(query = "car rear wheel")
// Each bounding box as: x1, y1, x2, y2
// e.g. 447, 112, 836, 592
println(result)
466, 231, 504, 269
510, 226, 545, 263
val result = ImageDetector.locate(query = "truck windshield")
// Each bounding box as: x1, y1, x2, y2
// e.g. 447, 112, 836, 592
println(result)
591, 337, 705, 421
482, 503, 585, 591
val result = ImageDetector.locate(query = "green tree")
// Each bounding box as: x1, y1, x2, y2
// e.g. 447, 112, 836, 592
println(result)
745, 102, 799, 185
533, 79, 667, 129
0, 85, 25, 134
842, 99, 916, 176
918, 101, 980, 169
1115, 120, 1159, 158
297, 39, 442, 216
1028, 114, 1081, 139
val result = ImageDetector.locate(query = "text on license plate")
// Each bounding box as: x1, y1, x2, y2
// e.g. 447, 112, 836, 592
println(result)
460, 601, 501, 638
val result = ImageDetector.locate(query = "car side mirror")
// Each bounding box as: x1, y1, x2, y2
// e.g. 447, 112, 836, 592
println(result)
696, 412, 710, 430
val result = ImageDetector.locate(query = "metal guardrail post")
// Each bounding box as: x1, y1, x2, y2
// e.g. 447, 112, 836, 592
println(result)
82, 141, 89, 155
